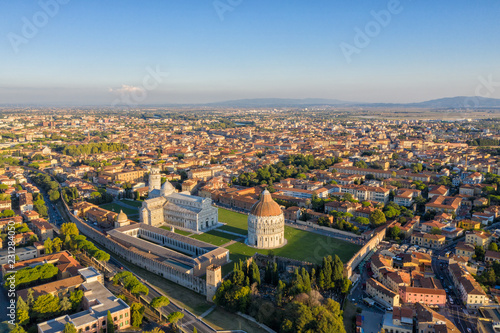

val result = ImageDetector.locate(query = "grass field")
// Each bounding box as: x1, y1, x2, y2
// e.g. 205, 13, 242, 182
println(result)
119, 199, 143, 207
100, 203, 138, 216
218, 208, 249, 235
191, 230, 242, 246
160, 226, 192, 236
216, 207, 361, 274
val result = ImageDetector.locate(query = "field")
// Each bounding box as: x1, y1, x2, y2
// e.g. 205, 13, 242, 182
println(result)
215, 207, 361, 274
217, 208, 248, 235
119, 199, 143, 207
191, 229, 243, 246
99, 203, 138, 216
225, 226, 360, 265
160, 226, 192, 236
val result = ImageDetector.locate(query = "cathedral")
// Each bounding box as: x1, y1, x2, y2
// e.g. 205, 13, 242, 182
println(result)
247, 189, 286, 249
140, 167, 219, 232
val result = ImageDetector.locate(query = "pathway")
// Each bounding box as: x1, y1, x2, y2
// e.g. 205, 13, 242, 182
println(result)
200, 304, 217, 318
113, 199, 141, 211
215, 228, 246, 238
221, 239, 240, 248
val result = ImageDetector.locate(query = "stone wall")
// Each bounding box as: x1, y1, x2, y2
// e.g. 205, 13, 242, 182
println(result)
343, 223, 393, 279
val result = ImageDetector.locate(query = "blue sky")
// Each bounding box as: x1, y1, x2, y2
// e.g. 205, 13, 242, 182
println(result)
0, 0, 499, 105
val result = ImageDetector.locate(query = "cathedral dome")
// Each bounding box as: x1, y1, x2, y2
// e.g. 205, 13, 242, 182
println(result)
250, 190, 282, 217
161, 180, 175, 196
117, 210, 128, 223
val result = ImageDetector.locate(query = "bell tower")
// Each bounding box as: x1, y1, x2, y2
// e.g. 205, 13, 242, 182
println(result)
148, 166, 161, 195
206, 265, 222, 302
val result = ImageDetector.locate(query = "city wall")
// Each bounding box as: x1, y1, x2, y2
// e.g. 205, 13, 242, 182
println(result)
343, 223, 392, 279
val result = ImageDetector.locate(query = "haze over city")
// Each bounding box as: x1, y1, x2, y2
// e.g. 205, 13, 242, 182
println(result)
1, 0, 500, 105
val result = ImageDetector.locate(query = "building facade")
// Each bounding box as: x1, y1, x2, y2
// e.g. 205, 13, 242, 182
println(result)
247, 189, 286, 249
140, 172, 218, 232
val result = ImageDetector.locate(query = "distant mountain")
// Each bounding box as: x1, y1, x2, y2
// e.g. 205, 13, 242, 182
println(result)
405, 96, 500, 108
202, 96, 500, 109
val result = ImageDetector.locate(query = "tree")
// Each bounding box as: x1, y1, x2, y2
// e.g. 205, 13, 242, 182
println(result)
131, 303, 145, 327
430, 227, 442, 235
369, 210, 386, 227
16, 296, 30, 326
26, 289, 34, 307
341, 278, 352, 294
44, 238, 53, 254
143, 329, 165, 333
276, 280, 286, 306
388, 226, 401, 239
150, 296, 170, 321
93, 250, 111, 262
167, 311, 184, 325
355, 217, 370, 225
60, 296, 72, 312
60, 223, 79, 238
49, 190, 60, 202
52, 237, 63, 252
32, 294, 61, 320
107, 310, 115, 333
63, 323, 77, 333
11, 324, 27, 333
489, 243, 499, 252
70, 289, 83, 310
475, 245, 486, 261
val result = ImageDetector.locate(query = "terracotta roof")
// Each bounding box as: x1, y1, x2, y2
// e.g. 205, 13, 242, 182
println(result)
250, 189, 282, 217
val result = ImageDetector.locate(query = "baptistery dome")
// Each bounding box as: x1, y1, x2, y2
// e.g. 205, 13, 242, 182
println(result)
247, 190, 286, 249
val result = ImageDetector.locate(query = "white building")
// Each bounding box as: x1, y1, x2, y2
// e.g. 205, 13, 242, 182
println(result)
247, 190, 286, 249
140, 170, 218, 232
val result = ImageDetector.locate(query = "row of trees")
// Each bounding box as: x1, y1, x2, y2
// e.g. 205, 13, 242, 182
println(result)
112, 271, 149, 297
4, 263, 58, 289
31, 172, 60, 202
51, 222, 111, 261
58, 142, 129, 156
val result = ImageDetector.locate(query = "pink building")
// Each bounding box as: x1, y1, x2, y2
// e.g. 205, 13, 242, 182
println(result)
399, 286, 447, 307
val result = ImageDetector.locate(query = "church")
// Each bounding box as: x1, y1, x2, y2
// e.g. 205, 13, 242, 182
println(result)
247, 189, 286, 249
140, 166, 219, 232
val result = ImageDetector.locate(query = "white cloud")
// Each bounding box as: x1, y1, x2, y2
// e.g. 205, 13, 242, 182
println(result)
108, 84, 145, 94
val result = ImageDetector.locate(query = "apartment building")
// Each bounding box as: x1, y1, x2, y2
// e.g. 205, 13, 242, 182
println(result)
455, 242, 475, 259
338, 184, 390, 203
411, 232, 446, 249
465, 230, 492, 248
37, 268, 131, 333
366, 278, 400, 308
449, 263, 487, 309
399, 286, 446, 307
425, 196, 461, 214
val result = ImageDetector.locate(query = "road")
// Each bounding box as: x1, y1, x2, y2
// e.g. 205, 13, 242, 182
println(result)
106, 255, 216, 333
431, 254, 475, 333
25, 172, 216, 333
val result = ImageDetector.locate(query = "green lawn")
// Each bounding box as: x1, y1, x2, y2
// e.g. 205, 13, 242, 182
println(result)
100, 203, 138, 216
216, 207, 360, 266
119, 199, 143, 207
225, 226, 360, 266
191, 230, 242, 246
160, 226, 192, 236
218, 208, 249, 235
